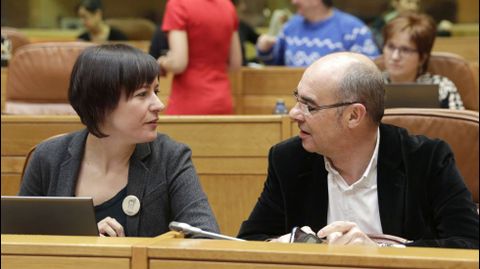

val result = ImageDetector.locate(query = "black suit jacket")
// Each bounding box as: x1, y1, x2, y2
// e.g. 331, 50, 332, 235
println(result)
238, 124, 479, 248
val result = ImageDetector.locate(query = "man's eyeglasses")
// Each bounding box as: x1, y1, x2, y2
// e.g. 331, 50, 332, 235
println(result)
293, 90, 361, 116
383, 43, 418, 57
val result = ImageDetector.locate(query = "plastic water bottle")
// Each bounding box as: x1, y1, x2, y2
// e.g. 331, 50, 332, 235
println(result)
273, 99, 288, 114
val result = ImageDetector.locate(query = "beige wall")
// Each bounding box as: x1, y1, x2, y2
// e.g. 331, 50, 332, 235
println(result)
2, 0, 165, 28
457, 0, 479, 22
28, 0, 72, 28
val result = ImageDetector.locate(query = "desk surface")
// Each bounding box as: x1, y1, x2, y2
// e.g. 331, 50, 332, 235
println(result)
1, 234, 146, 256
2, 235, 478, 269
1, 234, 150, 269
148, 238, 479, 269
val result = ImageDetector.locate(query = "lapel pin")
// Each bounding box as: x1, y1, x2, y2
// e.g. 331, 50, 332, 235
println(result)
122, 195, 141, 216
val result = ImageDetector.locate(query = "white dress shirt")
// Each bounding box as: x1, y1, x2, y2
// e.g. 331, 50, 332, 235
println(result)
325, 128, 382, 234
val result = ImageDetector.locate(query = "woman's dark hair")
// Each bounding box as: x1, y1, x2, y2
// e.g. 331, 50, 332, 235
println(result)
68, 44, 160, 138
382, 12, 436, 75
322, 0, 333, 7
77, 0, 103, 13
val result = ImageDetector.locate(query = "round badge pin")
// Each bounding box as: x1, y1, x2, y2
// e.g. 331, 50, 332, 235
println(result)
122, 195, 140, 216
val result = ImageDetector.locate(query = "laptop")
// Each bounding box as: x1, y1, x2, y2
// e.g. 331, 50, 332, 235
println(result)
1, 196, 99, 236
384, 83, 440, 108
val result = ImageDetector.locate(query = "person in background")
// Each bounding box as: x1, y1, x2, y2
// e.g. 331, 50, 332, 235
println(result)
267, 8, 292, 37
233, 0, 260, 66
19, 44, 219, 237
238, 20, 260, 65
256, 0, 379, 67
77, 0, 128, 42
148, 25, 169, 60
157, 0, 242, 115
382, 12, 464, 109
370, 0, 420, 47
238, 52, 478, 249
152, 0, 254, 68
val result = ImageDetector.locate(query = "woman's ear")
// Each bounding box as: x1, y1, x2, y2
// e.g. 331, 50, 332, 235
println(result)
418, 53, 428, 72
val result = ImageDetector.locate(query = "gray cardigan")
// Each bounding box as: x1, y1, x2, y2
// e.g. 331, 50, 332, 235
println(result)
19, 129, 219, 237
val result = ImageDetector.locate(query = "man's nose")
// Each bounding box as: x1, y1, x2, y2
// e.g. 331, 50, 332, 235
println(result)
289, 102, 304, 121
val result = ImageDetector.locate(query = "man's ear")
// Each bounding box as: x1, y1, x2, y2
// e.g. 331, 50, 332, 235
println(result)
346, 103, 367, 128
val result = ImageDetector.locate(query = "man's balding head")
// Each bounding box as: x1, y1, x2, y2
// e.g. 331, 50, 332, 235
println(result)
301, 52, 385, 124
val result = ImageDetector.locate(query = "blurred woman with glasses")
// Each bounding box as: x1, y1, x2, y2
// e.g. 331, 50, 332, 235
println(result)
382, 12, 464, 109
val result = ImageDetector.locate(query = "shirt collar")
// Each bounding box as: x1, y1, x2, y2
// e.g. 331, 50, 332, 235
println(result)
325, 127, 380, 190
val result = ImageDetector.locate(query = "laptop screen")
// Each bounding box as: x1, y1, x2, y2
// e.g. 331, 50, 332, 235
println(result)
384, 83, 440, 108
1, 196, 99, 236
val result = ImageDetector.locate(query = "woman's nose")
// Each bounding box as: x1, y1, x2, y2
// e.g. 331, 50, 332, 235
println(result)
151, 94, 165, 112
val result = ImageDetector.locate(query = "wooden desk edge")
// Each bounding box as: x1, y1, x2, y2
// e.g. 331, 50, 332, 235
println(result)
2, 234, 478, 269
1, 232, 182, 269
145, 238, 479, 269
131, 232, 184, 269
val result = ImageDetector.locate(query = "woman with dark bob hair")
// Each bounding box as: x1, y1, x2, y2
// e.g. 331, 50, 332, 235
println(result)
76, 0, 127, 42
19, 44, 219, 237
381, 12, 464, 109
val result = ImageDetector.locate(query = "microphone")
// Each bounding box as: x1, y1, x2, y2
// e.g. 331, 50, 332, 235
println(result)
169, 221, 245, 241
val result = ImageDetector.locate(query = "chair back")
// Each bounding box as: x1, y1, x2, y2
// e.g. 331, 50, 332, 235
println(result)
21, 133, 67, 181
1, 27, 30, 55
5, 42, 94, 114
105, 18, 156, 40
382, 108, 479, 204
375, 52, 479, 111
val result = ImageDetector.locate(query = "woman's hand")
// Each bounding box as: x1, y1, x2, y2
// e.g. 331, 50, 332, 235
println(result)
97, 216, 125, 237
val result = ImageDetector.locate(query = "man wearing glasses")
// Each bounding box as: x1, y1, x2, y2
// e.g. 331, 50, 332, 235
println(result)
237, 52, 478, 248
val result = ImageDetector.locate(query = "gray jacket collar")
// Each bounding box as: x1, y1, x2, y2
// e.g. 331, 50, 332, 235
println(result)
57, 129, 152, 236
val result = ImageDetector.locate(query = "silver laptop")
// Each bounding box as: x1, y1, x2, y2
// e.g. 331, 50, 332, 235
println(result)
384, 83, 440, 108
1, 196, 99, 236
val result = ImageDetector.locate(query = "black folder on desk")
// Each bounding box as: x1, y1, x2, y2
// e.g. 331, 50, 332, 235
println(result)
1, 196, 99, 236
384, 83, 440, 108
